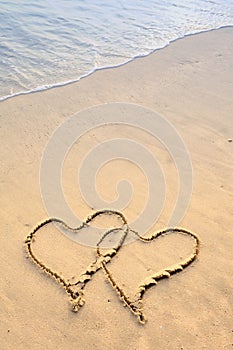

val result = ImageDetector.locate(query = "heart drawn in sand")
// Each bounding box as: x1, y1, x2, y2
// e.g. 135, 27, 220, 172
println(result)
24, 210, 200, 324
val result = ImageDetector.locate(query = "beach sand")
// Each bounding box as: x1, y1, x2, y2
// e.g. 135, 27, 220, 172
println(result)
0, 27, 233, 349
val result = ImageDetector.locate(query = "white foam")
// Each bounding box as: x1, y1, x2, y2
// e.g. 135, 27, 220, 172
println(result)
0, 0, 233, 102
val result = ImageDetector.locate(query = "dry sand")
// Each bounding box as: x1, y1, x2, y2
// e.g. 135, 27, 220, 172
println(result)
0, 27, 233, 349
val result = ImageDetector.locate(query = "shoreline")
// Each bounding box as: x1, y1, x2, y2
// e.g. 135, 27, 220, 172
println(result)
1, 25, 233, 103
1, 26, 233, 350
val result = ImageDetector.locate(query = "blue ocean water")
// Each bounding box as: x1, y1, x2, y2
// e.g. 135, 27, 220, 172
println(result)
0, 0, 233, 101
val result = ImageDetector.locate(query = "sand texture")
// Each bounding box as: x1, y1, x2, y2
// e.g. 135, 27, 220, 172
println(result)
0, 27, 233, 349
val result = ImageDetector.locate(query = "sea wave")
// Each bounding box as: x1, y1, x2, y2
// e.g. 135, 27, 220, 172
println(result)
0, 0, 233, 101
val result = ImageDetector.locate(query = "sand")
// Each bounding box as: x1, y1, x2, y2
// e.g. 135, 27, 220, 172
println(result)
0, 27, 233, 349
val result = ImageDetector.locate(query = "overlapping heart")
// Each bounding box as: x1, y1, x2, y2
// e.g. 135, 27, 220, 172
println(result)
24, 210, 200, 324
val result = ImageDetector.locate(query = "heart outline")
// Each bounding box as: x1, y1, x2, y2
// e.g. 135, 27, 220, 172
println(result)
25, 210, 128, 311
98, 226, 200, 324
24, 210, 200, 324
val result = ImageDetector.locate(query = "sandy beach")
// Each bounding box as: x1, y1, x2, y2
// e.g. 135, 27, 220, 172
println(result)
0, 27, 233, 349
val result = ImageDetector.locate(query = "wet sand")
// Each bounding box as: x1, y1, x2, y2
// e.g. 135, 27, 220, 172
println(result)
0, 27, 233, 349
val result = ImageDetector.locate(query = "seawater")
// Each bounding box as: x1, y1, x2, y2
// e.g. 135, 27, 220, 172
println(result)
0, 0, 233, 101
